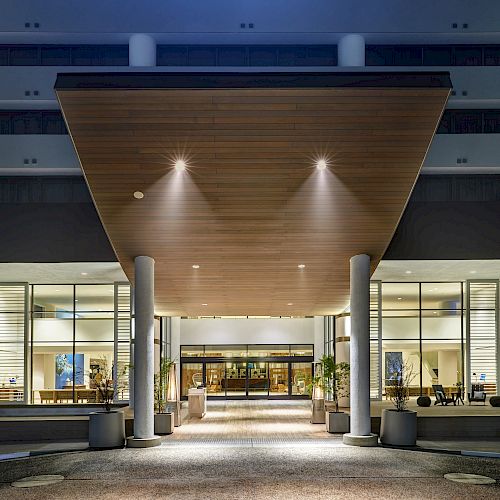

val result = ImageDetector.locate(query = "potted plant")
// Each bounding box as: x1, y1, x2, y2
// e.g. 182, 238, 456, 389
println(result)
154, 358, 175, 435
325, 359, 350, 434
88, 356, 126, 449
380, 359, 417, 446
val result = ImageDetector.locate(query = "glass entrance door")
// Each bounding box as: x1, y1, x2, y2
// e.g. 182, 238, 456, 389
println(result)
269, 363, 289, 396
206, 363, 225, 397
248, 362, 269, 397
225, 361, 247, 397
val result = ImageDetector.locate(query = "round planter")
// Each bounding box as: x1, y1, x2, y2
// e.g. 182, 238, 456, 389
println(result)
154, 412, 174, 435
380, 409, 417, 446
490, 396, 500, 407
417, 396, 431, 407
89, 411, 125, 449
326, 411, 350, 434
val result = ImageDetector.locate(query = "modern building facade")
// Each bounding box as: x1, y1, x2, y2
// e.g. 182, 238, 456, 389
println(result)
1, 1, 500, 449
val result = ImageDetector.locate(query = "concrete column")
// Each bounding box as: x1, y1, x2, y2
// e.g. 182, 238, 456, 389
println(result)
343, 254, 377, 446
129, 34, 156, 67
127, 256, 161, 448
338, 34, 365, 67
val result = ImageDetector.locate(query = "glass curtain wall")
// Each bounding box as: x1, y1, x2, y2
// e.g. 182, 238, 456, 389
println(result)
380, 282, 464, 399
31, 284, 130, 404
180, 344, 314, 399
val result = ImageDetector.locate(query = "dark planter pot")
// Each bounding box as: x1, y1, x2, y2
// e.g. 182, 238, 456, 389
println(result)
380, 409, 417, 446
154, 412, 174, 435
490, 396, 500, 407
89, 410, 125, 449
326, 411, 350, 434
417, 396, 431, 407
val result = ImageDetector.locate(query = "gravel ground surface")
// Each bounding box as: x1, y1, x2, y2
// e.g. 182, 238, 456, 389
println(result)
0, 443, 498, 499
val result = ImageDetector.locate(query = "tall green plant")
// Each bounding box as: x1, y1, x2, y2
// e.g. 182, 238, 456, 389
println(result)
154, 358, 174, 414
309, 355, 350, 412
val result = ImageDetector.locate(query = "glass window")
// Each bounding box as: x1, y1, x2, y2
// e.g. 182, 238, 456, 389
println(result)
365, 46, 394, 66
157, 46, 188, 66
101, 46, 128, 65
206, 362, 225, 396
248, 345, 289, 357
0, 47, 8, 65
225, 361, 247, 396
33, 285, 74, 316
454, 46, 482, 66
291, 362, 312, 395
181, 346, 204, 357
305, 46, 336, 66
382, 341, 421, 395
71, 46, 101, 65
248, 361, 269, 395
10, 46, 39, 65
278, 46, 305, 66
421, 341, 462, 393
268, 363, 287, 395
249, 47, 277, 66
437, 111, 452, 134
382, 283, 419, 309
484, 46, 500, 65
75, 285, 114, 314
42, 112, 66, 134
218, 46, 247, 66
423, 46, 452, 66
393, 46, 422, 66
0, 113, 11, 134
41, 46, 71, 65
453, 111, 482, 134
188, 47, 216, 66
484, 111, 500, 133
290, 345, 313, 356
421, 283, 461, 310
181, 363, 203, 397
12, 113, 42, 134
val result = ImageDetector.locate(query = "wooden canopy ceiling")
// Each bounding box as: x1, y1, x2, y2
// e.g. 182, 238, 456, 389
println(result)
56, 72, 450, 317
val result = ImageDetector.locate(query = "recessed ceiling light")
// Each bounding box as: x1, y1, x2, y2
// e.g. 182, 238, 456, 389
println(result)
133, 191, 144, 199
316, 159, 327, 171
405, 270, 412, 274
298, 264, 306, 269
55, 289, 60, 292
433, 311, 438, 314
470, 270, 477, 274
192, 264, 200, 269
397, 297, 402, 300
287, 302, 293, 306
202, 303, 208, 306
81, 272, 88, 276
175, 159, 186, 172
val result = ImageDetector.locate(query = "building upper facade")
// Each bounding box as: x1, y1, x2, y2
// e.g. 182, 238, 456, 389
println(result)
0, 1, 499, 176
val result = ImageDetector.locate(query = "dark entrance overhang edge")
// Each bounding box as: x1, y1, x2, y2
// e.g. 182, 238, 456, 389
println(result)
55, 71, 452, 91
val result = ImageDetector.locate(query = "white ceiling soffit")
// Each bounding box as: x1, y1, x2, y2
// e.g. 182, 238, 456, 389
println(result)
374, 260, 500, 282
0, 262, 127, 284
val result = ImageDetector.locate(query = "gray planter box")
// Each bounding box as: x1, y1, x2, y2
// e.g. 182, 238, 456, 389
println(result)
89, 411, 125, 449
154, 412, 174, 435
380, 408, 417, 446
326, 411, 350, 434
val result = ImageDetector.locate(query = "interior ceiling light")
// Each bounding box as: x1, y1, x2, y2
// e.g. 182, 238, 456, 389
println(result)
316, 159, 327, 171
202, 303, 208, 306
192, 264, 200, 269
397, 297, 402, 300
298, 264, 306, 269
470, 270, 477, 274
175, 159, 186, 172
405, 270, 412, 274
288, 302, 293, 306
133, 191, 144, 199
81, 272, 88, 276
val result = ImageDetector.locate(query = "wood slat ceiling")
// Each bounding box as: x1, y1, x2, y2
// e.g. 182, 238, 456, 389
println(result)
56, 73, 450, 317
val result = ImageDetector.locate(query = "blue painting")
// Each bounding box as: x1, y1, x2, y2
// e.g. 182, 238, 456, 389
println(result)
385, 352, 403, 383
55, 354, 84, 389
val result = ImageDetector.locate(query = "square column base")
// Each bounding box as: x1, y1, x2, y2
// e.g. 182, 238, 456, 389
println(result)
126, 435, 162, 448
343, 433, 378, 447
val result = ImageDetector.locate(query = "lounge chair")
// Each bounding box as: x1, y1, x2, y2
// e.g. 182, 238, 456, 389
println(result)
468, 384, 487, 405
432, 384, 455, 405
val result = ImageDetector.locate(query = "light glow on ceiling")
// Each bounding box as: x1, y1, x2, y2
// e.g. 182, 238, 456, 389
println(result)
192, 264, 200, 269
133, 191, 144, 199
316, 159, 327, 171
298, 264, 306, 269
175, 159, 187, 172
